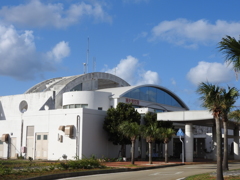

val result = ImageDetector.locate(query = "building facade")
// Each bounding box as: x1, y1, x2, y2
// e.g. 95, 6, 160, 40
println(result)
1, 72, 238, 161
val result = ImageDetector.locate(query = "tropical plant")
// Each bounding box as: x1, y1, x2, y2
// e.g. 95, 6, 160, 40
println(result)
103, 103, 141, 157
221, 87, 239, 171
141, 122, 161, 164
218, 35, 240, 78
144, 112, 173, 128
159, 128, 175, 163
118, 121, 141, 164
197, 82, 224, 180
143, 112, 174, 157
229, 109, 240, 122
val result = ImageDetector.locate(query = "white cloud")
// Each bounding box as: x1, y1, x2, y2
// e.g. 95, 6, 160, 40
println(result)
134, 31, 148, 41
171, 78, 176, 85
136, 70, 160, 85
150, 19, 240, 48
187, 61, 234, 86
0, 24, 70, 80
0, 0, 112, 28
47, 41, 70, 62
104, 55, 160, 85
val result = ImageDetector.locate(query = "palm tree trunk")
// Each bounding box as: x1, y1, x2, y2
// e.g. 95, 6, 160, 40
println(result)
165, 142, 168, 163
223, 121, 229, 170
131, 140, 135, 165
149, 142, 152, 164
121, 144, 126, 158
216, 117, 224, 180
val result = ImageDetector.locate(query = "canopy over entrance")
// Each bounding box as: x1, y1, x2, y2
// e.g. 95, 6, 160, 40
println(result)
157, 110, 240, 129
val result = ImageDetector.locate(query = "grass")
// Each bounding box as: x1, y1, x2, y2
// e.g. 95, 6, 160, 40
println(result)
0, 158, 110, 180
0, 168, 114, 180
120, 164, 145, 168
186, 172, 240, 180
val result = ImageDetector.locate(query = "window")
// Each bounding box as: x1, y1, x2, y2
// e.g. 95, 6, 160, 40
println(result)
63, 105, 69, 109
63, 104, 88, 109
37, 135, 41, 140
70, 83, 82, 91
75, 104, 81, 108
81, 104, 88, 108
0, 140, 3, 144
148, 87, 157, 102
98, 107, 102, 110
122, 86, 184, 108
43, 135, 48, 140
69, 104, 75, 109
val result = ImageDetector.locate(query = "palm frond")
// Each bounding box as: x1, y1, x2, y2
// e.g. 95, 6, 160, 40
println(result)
218, 35, 240, 74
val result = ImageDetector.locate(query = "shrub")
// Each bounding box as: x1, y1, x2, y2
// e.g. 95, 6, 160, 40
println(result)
58, 158, 104, 170
0, 163, 13, 175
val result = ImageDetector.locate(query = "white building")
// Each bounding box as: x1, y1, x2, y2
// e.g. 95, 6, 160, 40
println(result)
0, 72, 239, 161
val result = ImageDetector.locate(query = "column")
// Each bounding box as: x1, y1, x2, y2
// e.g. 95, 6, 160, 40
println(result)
212, 126, 217, 161
185, 123, 193, 162
234, 126, 240, 160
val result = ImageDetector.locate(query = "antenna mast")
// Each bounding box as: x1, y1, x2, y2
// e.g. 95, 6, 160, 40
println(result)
86, 37, 89, 73
83, 63, 86, 74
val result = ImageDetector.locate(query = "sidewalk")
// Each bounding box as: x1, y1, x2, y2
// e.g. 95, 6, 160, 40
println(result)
102, 158, 215, 169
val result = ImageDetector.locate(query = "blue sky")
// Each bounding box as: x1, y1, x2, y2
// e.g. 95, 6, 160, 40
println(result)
0, 0, 240, 110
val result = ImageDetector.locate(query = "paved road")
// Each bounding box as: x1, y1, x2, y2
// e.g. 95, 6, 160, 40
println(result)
59, 162, 240, 180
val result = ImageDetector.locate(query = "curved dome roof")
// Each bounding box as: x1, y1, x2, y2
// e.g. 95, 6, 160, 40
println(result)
97, 84, 189, 110
25, 72, 130, 94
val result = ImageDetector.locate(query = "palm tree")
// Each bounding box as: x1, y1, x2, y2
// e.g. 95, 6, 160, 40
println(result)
118, 121, 141, 165
141, 122, 161, 164
218, 35, 240, 78
221, 87, 239, 171
159, 128, 175, 163
197, 82, 224, 180
229, 109, 240, 122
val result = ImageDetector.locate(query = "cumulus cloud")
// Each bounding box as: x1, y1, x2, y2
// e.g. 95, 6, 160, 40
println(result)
187, 61, 235, 86
0, 24, 70, 80
104, 55, 160, 85
136, 70, 159, 85
47, 41, 70, 62
150, 19, 240, 48
0, 0, 112, 28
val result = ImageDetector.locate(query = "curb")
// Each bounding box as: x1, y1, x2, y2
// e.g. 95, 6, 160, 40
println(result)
24, 163, 184, 180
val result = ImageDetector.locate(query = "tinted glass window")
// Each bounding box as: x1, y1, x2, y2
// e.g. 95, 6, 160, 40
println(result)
131, 88, 140, 99
148, 87, 157, 102
139, 87, 148, 101
122, 86, 183, 108
165, 93, 172, 106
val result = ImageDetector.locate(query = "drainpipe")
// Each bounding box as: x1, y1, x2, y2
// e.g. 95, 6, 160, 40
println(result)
20, 114, 23, 157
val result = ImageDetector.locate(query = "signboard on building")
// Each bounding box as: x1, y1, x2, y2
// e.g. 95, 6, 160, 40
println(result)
126, 98, 139, 105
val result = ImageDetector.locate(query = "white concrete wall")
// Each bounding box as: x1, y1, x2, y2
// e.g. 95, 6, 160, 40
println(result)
0, 91, 54, 117
21, 109, 80, 160
63, 91, 111, 111
0, 103, 123, 160
81, 108, 121, 159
